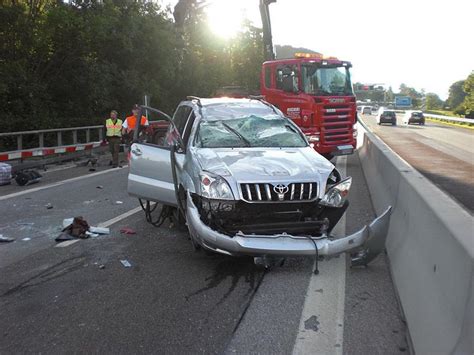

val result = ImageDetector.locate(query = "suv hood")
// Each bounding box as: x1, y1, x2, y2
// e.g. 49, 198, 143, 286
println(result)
194, 147, 334, 182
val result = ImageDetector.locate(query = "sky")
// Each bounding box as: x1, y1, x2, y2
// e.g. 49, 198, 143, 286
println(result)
163, 0, 474, 99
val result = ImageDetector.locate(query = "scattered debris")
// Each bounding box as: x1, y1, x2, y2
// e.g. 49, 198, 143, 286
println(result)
61, 216, 90, 239
45, 203, 53, 209
58, 218, 109, 242
62, 218, 74, 229
120, 260, 132, 268
15, 170, 42, 186
89, 226, 110, 234
96, 185, 104, 189
0, 163, 12, 186
99, 264, 105, 269
115, 201, 123, 205
120, 227, 136, 235
21, 237, 31, 241
83, 200, 95, 205
89, 168, 96, 172
0, 235, 15, 243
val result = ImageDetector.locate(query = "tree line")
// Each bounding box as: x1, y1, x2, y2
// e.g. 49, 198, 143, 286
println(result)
0, 0, 264, 133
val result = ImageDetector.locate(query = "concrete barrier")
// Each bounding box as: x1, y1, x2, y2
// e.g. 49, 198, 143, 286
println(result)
358, 126, 474, 354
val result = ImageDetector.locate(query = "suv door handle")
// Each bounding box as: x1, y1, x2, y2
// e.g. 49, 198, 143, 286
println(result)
131, 147, 142, 156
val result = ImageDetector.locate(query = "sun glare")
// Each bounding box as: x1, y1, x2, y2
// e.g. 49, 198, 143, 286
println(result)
206, 1, 245, 39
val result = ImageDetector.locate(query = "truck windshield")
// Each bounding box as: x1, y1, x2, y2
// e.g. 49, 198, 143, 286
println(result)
196, 115, 307, 148
301, 65, 352, 96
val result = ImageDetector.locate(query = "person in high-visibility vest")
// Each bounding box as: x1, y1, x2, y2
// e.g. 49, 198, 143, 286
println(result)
105, 110, 123, 168
122, 104, 149, 137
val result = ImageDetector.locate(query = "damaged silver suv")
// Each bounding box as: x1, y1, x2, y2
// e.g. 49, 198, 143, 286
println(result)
127, 98, 391, 267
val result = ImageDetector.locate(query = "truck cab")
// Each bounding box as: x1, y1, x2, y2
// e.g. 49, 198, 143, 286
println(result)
260, 53, 357, 159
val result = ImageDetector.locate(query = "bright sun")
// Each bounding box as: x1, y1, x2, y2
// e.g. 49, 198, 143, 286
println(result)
206, 1, 245, 39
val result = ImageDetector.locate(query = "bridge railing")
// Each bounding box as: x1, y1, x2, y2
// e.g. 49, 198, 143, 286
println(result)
0, 125, 104, 152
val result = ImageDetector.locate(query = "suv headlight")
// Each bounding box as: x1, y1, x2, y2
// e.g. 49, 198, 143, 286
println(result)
320, 177, 352, 207
200, 173, 234, 200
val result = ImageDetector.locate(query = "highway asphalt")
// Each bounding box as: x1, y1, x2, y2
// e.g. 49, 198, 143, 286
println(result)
361, 114, 474, 213
0, 152, 407, 354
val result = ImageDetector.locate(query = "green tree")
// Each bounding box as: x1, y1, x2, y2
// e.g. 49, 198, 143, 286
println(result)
462, 72, 474, 118
446, 80, 466, 110
425, 93, 444, 110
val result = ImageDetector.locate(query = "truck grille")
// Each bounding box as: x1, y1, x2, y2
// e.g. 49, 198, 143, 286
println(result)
240, 182, 318, 202
322, 104, 353, 144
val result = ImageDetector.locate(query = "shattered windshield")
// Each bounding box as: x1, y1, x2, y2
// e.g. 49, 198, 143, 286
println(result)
301, 64, 353, 96
196, 103, 307, 148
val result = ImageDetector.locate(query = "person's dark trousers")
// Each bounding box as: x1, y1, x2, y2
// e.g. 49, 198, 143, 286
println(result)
107, 136, 121, 167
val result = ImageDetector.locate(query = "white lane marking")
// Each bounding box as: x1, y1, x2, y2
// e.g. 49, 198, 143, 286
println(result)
97, 206, 143, 228
293, 155, 347, 355
55, 239, 80, 248
0, 165, 128, 201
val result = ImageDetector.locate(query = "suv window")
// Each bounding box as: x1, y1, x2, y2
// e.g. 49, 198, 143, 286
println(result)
182, 112, 196, 147
173, 106, 192, 135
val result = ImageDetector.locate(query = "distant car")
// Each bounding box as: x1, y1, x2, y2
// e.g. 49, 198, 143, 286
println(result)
377, 109, 397, 126
403, 111, 425, 125
361, 106, 372, 115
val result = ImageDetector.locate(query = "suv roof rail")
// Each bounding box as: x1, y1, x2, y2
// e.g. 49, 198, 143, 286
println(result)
186, 96, 202, 107
248, 95, 279, 115
248, 95, 265, 100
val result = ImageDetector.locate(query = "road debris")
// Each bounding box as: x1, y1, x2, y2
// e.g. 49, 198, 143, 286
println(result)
120, 260, 132, 268
0, 235, 15, 243
21, 237, 31, 241
115, 201, 123, 205
120, 227, 136, 235
96, 185, 104, 189
58, 218, 110, 242
89, 226, 110, 234
99, 264, 105, 269
15, 170, 42, 186
0, 163, 12, 186
45, 203, 53, 209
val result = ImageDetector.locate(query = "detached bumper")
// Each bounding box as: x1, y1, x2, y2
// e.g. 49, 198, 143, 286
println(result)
186, 193, 392, 266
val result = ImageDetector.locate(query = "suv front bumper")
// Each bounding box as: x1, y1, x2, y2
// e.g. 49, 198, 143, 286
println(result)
186, 192, 392, 266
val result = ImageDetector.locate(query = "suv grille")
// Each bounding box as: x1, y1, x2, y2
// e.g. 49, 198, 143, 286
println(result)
240, 182, 317, 202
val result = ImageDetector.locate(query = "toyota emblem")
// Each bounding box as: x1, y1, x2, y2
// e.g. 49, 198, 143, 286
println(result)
273, 184, 289, 201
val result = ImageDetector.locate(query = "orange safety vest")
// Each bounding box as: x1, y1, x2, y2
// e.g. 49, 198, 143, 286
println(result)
125, 115, 148, 133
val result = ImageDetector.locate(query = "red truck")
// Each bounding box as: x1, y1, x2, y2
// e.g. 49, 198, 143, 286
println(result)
260, 52, 357, 159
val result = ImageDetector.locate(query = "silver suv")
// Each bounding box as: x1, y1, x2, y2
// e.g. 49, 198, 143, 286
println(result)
127, 98, 391, 266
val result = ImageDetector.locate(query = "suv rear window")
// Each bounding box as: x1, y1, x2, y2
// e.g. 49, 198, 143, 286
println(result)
383, 111, 395, 117
412, 112, 423, 118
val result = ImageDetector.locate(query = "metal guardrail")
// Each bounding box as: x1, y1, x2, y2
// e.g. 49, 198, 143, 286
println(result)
0, 125, 103, 151
423, 113, 474, 125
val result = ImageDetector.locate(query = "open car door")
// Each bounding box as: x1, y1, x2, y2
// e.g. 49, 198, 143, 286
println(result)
127, 142, 177, 206
127, 104, 192, 207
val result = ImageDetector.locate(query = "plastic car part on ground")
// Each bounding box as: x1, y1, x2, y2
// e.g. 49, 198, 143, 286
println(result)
120, 227, 136, 235
0, 235, 15, 243
56, 217, 110, 242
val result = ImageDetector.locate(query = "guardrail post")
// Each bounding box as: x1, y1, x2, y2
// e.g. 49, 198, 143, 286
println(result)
57, 131, 62, 146
72, 130, 77, 144
86, 129, 90, 143
17, 135, 22, 150
39, 133, 44, 147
